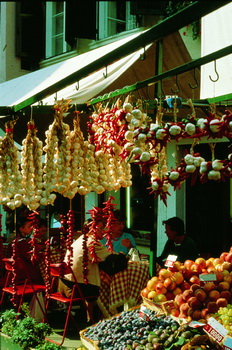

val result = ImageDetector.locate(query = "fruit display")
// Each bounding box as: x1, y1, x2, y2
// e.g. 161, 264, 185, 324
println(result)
81, 308, 217, 350
141, 248, 232, 322
215, 303, 232, 335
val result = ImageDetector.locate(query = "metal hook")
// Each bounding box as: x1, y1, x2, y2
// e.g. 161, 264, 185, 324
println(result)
188, 68, 199, 89
140, 47, 146, 60
209, 60, 219, 82
75, 81, 79, 91
30, 106, 33, 121
171, 75, 180, 94
160, 79, 165, 98
103, 66, 108, 79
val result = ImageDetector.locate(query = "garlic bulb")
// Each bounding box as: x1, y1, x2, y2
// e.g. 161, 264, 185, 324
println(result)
184, 154, 194, 165
21, 121, 44, 210
0, 120, 23, 209
212, 159, 223, 171
156, 129, 166, 140
209, 119, 221, 133
185, 123, 196, 136
169, 171, 180, 181
185, 165, 196, 173
42, 99, 72, 203
169, 125, 181, 136
208, 170, 221, 180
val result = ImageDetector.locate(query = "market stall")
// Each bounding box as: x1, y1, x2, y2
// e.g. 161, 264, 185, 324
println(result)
0, 3, 232, 349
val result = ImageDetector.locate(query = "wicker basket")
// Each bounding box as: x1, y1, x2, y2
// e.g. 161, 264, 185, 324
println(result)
141, 295, 175, 315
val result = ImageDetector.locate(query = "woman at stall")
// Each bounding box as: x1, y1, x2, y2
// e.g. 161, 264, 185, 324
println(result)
10, 217, 44, 284
101, 209, 136, 255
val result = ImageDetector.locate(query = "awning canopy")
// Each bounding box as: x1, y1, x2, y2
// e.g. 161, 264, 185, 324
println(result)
0, 0, 228, 116
0, 31, 147, 111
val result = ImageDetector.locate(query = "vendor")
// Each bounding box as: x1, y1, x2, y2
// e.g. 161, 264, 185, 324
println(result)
101, 209, 136, 255
58, 218, 112, 323
156, 216, 200, 267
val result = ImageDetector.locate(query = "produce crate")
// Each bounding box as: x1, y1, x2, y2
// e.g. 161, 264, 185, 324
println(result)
141, 295, 175, 315
79, 330, 100, 350
80, 306, 141, 350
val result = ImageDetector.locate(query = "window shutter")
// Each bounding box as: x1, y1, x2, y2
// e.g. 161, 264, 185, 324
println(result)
15, 2, 44, 58
65, 0, 96, 46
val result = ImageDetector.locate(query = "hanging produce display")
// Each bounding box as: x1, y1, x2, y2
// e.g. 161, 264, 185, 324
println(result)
0, 97, 231, 210
0, 119, 23, 210
42, 99, 72, 204
21, 120, 44, 211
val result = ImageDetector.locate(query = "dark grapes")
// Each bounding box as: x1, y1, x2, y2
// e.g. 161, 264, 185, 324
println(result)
82, 308, 181, 349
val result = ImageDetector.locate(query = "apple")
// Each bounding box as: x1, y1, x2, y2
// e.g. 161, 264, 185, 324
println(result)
192, 309, 202, 320
190, 263, 202, 275
171, 272, 184, 285
195, 257, 207, 269
169, 307, 180, 317
213, 258, 224, 266
216, 297, 228, 308
208, 290, 221, 301
225, 253, 232, 263
182, 289, 194, 301
147, 279, 158, 291
154, 293, 167, 303
164, 278, 176, 291
201, 308, 209, 319
207, 301, 219, 313
158, 268, 172, 280
184, 259, 195, 269
218, 281, 230, 291
203, 282, 217, 293
220, 252, 229, 261
180, 302, 190, 315
221, 262, 232, 272
189, 275, 200, 285
165, 291, 175, 300
147, 290, 157, 300
187, 296, 202, 310
155, 282, 167, 295
173, 287, 182, 296
141, 287, 149, 298
223, 274, 232, 284
194, 288, 207, 302
174, 293, 185, 306
179, 281, 191, 292
220, 290, 232, 302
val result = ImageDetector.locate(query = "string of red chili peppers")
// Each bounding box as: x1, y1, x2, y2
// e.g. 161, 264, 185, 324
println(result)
0, 214, 3, 264
82, 221, 90, 284
87, 207, 104, 264
11, 239, 17, 306
66, 209, 74, 267
44, 237, 51, 297
102, 196, 116, 253
28, 211, 41, 263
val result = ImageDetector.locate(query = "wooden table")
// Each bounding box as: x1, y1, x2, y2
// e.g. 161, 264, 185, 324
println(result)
97, 261, 150, 318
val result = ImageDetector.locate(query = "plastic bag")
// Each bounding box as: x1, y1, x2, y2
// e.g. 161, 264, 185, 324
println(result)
29, 292, 45, 322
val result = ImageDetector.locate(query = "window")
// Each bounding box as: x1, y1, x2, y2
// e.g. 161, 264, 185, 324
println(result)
98, 2, 137, 40
46, 2, 71, 58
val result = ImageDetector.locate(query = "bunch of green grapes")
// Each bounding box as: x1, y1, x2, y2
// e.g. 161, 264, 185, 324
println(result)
216, 304, 232, 334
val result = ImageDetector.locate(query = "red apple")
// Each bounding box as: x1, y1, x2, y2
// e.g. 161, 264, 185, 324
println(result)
225, 253, 232, 263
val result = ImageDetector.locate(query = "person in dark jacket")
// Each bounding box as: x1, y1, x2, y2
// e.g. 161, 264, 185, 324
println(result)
10, 217, 44, 284
156, 216, 199, 267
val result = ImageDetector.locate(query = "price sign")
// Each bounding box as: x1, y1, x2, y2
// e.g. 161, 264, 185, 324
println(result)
223, 336, 232, 349
199, 273, 217, 282
139, 305, 150, 321
164, 254, 177, 267
204, 317, 228, 344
